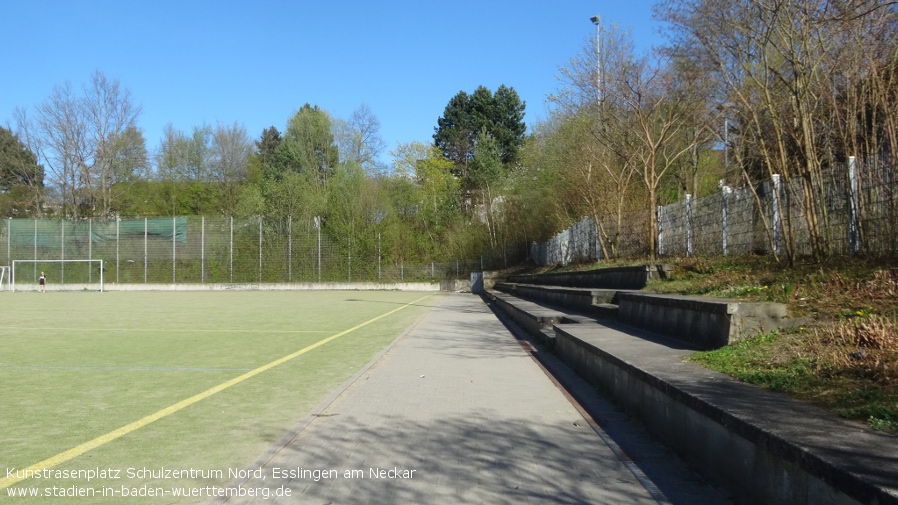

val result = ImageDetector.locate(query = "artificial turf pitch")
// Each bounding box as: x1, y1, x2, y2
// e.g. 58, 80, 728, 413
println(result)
0, 290, 441, 503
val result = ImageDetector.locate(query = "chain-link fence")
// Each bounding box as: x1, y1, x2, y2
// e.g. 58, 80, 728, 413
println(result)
1, 216, 527, 286
531, 157, 898, 265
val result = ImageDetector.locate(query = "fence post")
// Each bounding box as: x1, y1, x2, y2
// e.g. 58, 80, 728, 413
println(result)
771, 174, 783, 257
685, 194, 693, 257
33, 219, 37, 281
229, 217, 234, 283
88, 219, 93, 284
201, 217, 205, 284
259, 217, 263, 283
848, 156, 860, 255
172, 217, 176, 284
569, 223, 576, 264
317, 216, 321, 283
59, 219, 64, 282
593, 217, 602, 261
116, 219, 120, 284
144, 218, 147, 284
288, 216, 293, 283
721, 182, 730, 256
657, 205, 664, 256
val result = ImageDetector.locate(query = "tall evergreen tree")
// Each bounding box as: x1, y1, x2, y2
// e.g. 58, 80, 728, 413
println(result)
0, 126, 44, 217
433, 84, 526, 183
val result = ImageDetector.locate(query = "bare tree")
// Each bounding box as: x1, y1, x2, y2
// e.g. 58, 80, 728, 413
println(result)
25, 70, 143, 218
659, 0, 898, 261
550, 23, 645, 258
83, 70, 143, 217
334, 104, 387, 175
210, 121, 252, 215
603, 46, 706, 257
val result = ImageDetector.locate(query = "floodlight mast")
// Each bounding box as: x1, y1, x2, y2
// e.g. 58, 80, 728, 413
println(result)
591, 14, 604, 104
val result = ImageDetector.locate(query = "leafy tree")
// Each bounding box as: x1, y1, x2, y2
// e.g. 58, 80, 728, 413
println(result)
469, 132, 507, 249
512, 120, 576, 242
154, 122, 249, 215
256, 126, 282, 164
434, 90, 476, 179
186, 124, 213, 181
433, 85, 526, 185
107, 126, 149, 216
259, 170, 325, 221
255, 126, 283, 180
487, 86, 527, 163
155, 124, 206, 215
0, 126, 44, 217
469, 131, 505, 188
276, 104, 339, 182
390, 141, 460, 253
209, 121, 252, 216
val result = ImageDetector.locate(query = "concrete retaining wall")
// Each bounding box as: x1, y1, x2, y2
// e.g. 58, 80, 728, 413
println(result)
507, 264, 673, 290
484, 272, 896, 505
495, 280, 790, 349
494, 282, 593, 308
617, 292, 790, 349
551, 324, 897, 505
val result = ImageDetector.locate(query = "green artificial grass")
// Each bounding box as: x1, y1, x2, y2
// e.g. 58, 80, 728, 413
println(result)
0, 290, 441, 503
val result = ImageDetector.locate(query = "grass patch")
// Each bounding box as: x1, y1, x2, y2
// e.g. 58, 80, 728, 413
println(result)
689, 331, 815, 392
643, 255, 898, 433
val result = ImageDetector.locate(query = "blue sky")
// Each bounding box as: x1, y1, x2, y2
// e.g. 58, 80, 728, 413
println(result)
1, 1, 663, 167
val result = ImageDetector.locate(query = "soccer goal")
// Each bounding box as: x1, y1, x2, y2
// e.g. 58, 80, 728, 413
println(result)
11, 260, 104, 292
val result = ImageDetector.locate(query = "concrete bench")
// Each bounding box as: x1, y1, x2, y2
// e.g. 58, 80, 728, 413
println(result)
506, 264, 673, 290
485, 290, 593, 348
616, 292, 792, 349
493, 282, 623, 316
551, 321, 898, 505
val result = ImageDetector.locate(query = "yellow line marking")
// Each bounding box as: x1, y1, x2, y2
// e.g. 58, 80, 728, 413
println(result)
0, 293, 434, 490
0, 327, 331, 334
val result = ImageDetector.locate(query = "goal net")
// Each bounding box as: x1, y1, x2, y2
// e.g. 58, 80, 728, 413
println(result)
12, 260, 105, 292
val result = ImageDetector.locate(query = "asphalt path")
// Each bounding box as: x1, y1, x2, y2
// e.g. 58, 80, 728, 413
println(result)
218, 293, 731, 505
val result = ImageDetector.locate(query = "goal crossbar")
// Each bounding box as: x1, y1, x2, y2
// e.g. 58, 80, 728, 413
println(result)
11, 259, 104, 292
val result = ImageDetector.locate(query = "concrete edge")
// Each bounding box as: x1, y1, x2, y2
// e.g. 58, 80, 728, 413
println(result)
8, 282, 443, 292
551, 323, 898, 505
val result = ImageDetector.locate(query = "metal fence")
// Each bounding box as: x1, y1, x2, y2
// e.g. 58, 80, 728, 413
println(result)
531, 157, 898, 265
1, 216, 526, 286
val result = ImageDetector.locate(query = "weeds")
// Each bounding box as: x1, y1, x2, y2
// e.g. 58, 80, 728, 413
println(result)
652, 256, 898, 433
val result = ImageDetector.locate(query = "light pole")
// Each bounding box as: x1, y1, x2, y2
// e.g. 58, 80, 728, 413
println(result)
591, 14, 603, 104
724, 115, 729, 183
717, 102, 735, 184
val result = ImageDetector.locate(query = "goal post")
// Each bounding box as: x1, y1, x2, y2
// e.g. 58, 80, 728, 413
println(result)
11, 260, 105, 292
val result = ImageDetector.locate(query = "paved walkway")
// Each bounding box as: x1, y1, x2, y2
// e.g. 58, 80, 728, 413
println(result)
221, 293, 725, 505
